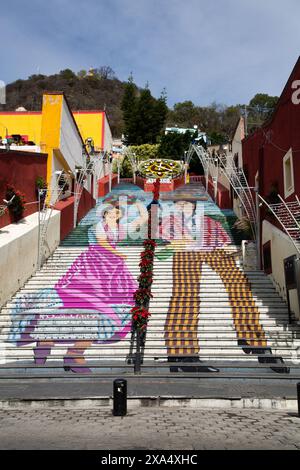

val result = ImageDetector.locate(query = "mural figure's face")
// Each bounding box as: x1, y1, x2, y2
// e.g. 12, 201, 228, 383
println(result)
104, 207, 122, 224
174, 201, 195, 217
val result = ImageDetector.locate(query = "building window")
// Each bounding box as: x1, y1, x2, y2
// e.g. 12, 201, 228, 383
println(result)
283, 148, 294, 198
263, 241, 272, 274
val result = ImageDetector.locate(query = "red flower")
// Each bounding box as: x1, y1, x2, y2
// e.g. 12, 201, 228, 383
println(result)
140, 249, 154, 260
139, 273, 153, 280
5, 183, 26, 221
139, 259, 153, 268
130, 305, 151, 330
143, 239, 156, 248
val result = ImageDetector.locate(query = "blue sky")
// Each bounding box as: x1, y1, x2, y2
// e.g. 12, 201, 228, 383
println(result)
1, 0, 300, 107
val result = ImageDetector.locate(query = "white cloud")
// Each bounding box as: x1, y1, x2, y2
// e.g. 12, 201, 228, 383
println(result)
1, 0, 300, 106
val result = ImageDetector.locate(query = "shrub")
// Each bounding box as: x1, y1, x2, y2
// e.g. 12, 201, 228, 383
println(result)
5, 184, 26, 222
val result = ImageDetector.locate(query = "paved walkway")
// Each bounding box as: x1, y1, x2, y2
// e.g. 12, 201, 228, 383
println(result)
0, 406, 299, 450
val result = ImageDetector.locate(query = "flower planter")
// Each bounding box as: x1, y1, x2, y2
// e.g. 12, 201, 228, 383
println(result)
5, 184, 26, 223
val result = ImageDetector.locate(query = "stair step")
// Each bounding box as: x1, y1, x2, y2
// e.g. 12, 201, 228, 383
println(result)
1, 183, 299, 378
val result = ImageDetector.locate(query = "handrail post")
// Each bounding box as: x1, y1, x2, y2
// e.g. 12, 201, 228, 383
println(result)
134, 328, 141, 374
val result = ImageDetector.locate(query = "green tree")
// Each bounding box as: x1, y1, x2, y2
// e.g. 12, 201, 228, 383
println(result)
121, 74, 137, 145
247, 93, 279, 133
167, 101, 200, 128
59, 69, 76, 80
220, 105, 242, 139
151, 88, 168, 139
129, 144, 160, 160
208, 131, 228, 145
120, 155, 133, 178
167, 101, 242, 142
249, 93, 278, 113
122, 79, 168, 145
94, 66, 116, 80
77, 69, 87, 79
134, 86, 157, 144
159, 130, 196, 160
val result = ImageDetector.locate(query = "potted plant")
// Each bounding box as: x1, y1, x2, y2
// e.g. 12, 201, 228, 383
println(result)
5, 184, 26, 222
35, 176, 47, 206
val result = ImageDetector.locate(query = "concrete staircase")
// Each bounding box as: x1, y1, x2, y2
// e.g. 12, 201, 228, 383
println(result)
0, 245, 143, 373
145, 246, 300, 373
0, 182, 299, 378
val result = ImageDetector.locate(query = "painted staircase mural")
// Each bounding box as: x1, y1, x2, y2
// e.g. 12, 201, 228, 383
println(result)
0, 182, 300, 375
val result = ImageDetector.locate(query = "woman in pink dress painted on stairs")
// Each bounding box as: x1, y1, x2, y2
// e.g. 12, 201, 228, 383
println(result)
9, 198, 148, 373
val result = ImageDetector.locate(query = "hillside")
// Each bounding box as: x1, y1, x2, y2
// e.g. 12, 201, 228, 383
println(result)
1, 68, 278, 141
1, 69, 129, 137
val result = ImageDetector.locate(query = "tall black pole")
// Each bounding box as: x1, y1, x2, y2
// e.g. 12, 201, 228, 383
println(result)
134, 328, 141, 374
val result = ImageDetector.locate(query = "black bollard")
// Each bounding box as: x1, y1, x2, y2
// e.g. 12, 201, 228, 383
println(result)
113, 379, 127, 416
297, 382, 300, 417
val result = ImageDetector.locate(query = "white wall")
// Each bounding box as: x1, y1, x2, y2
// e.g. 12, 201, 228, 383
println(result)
103, 113, 113, 152
47, 150, 72, 205
0, 144, 41, 153
60, 100, 84, 172
232, 117, 244, 169
262, 220, 300, 319
0, 210, 61, 307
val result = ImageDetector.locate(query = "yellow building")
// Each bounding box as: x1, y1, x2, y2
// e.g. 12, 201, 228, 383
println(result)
73, 110, 112, 152
0, 107, 112, 151
0, 111, 41, 143
0, 95, 113, 186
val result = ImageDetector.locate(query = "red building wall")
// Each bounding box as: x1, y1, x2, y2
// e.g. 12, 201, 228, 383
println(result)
207, 176, 231, 209
242, 58, 300, 201
0, 149, 95, 239
135, 175, 185, 193
98, 174, 118, 197
0, 149, 47, 228
242, 58, 300, 270
54, 188, 96, 240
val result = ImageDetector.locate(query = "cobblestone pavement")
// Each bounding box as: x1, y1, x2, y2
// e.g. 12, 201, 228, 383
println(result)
0, 407, 299, 450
